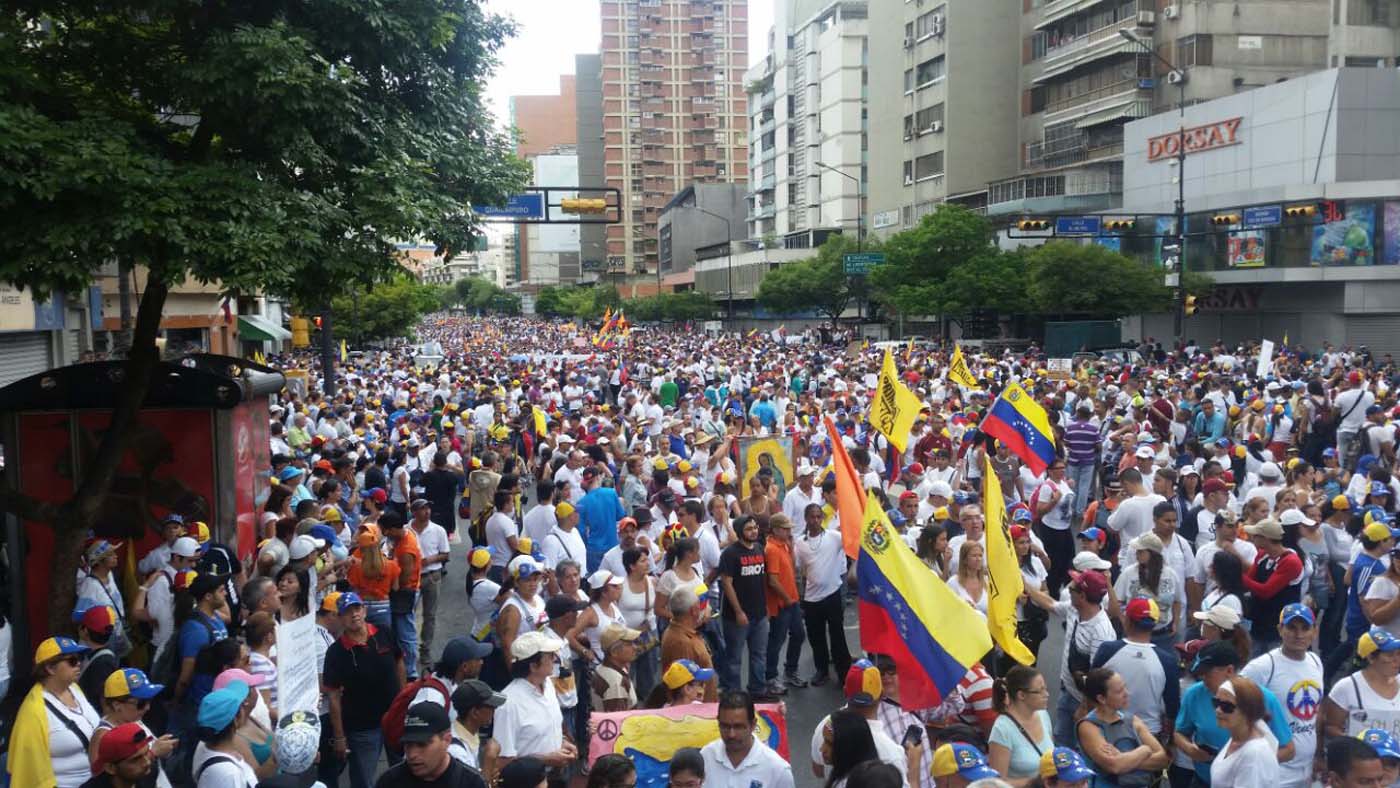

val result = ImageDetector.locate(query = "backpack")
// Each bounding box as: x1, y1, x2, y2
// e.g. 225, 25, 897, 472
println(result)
151, 613, 217, 688
381, 674, 449, 752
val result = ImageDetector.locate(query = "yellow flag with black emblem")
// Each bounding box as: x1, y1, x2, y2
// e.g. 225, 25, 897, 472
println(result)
870, 349, 922, 454
947, 344, 980, 389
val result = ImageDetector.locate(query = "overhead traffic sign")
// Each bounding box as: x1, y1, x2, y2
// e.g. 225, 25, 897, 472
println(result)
1242, 205, 1282, 229
1054, 216, 1102, 236
477, 193, 545, 219
843, 252, 886, 275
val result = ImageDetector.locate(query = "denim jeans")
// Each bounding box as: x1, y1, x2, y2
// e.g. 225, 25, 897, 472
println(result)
345, 729, 383, 788
765, 603, 805, 682
393, 591, 420, 679
1054, 683, 1081, 748
1067, 462, 1096, 518
630, 645, 662, 701
720, 615, 770, 694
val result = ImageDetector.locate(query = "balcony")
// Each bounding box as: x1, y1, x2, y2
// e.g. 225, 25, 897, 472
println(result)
1043, 79, 1152, 127
759, 90, 776, 109
758, 115, 775, 135
1037, 0, 1129, 30
1035, 18, 1145, 82
754, 203, 776, 219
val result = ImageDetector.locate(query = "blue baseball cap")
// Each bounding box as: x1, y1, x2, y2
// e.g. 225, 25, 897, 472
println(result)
308, 523, 341, 548
1280, 603, 1316, 627
1360, 728, 1400, 760
1359, 627, 1400, 659
1322, 447, 1338, 459
932, 743, 999, 781
104, 667, 164, 700
198, 681, 250, 731
1372, 481, 1392, 498
1011, 508, 1034, 523
336, 591, 365, 615
276, 466, 304, 482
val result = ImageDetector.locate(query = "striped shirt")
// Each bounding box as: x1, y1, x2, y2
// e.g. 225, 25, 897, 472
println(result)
1062, 419, 1101, 465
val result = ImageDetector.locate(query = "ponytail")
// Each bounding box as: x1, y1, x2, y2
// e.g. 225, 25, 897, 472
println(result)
992, 665, 1040, 714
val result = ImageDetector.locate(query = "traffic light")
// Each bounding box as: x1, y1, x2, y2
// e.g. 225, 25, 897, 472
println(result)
1285, 204, 1317, 218
1211, 213, 1240, 227
1017, 218, 1049, 231
561, 197, 608, 215
1103, 217, 1136, 231
1184, 294, 1198, 316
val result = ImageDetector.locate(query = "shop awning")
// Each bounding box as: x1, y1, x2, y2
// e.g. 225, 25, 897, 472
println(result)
237, 314, 291, 342
1075, 100, 1151, 129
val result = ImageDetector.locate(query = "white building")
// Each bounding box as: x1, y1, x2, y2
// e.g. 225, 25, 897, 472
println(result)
746, 0, 868, 246
522, 151, 583, 286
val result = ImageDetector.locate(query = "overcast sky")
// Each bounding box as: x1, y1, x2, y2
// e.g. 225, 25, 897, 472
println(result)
482, 0, 774, 130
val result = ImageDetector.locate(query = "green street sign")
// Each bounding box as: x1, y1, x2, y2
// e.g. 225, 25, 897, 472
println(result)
843, 252, 886, 274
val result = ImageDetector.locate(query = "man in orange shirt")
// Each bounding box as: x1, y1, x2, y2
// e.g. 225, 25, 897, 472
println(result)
763, 514, 806, 695
381, 511, 424, 679
659, 587, 718, 702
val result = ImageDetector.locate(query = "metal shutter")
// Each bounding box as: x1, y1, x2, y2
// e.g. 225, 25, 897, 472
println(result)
1346, 315, 1400, 358
63, 328, 81, 365
0, 332, 53, 387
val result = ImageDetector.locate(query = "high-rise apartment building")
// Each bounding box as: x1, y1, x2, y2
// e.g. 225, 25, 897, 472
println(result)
509, 77, 578, 285
1331, 0, 1400, 66
599, 0, 749, 279
986, 0, 1330, 218
745, 1, 868, 246
865, 0, 1022, 235
575, 54, 608, 277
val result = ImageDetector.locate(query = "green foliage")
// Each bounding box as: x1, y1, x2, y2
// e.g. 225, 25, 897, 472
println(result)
1025, 241, 1173, 316
621, 292, 717, 322
333, 275, 447, 342
938, 249, 1034, 317
757, 234, 867, 319
453, 276, 518, 314
535, 285, 619, 318
1180, 270, 1216, 297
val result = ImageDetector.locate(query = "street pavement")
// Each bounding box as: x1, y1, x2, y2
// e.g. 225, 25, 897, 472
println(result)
424, 524, 1069, 788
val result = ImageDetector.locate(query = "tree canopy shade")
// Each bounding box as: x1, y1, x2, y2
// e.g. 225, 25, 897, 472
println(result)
1024, 241, 1174, 317
0, 0, 529, 632
756, 235, 866, 319
454, 277, 521, 316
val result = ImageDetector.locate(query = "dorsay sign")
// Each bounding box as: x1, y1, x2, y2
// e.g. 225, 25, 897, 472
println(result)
1147, 117, 1243, 162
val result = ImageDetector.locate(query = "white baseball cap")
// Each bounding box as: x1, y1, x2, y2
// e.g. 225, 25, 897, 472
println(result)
928, 481, 954, 500
509, 631, 564, 661
1072, 551, 1111, 571
1135, 446, 1156, 459
171, 537, 202, 559
289, 534, 324, 561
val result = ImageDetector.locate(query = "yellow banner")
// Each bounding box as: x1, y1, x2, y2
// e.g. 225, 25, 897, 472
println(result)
947, 344, 981, 389
982, 457, 1036, 666
870, 349, 922, 454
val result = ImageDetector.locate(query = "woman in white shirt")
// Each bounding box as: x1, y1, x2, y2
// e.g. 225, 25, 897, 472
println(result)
618, 547, 660, 699
1209, 676, 1280, 788
12, 637, 101, 788
1323, 626, 1400, 738
948, 541, 989, 617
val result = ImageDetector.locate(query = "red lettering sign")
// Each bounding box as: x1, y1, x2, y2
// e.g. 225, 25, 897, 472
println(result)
1146, 117, 1244, 162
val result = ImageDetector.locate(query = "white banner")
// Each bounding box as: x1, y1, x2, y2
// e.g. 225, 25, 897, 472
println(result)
1256, 339, 1275, 379
276, 614, 320, 715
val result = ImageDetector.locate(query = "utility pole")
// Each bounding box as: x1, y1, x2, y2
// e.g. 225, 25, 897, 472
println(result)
319, 302, 336, 396
815, 161, 865, 323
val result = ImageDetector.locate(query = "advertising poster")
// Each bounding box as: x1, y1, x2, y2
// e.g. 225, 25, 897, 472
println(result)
1384, 202, 1400, 266
1093, 235, 1122, 253
1312, 202, 1376, 266
1228, 226, 1266, 268
588, 703, 788, 788
739, 436, 794, 499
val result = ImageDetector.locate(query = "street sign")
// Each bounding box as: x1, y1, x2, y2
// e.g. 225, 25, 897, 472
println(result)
1055, 216, 1102, 236
477, 193, 545, 219
1242, 205, 1282, 228
843, 252, 886, 275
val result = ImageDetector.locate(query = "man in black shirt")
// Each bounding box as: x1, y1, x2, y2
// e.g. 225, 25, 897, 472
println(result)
324, 592, 405, 788
364, 449, 390, 494
421, 452, 463, 539
376, 702, 487, 788
717, 515, 770, 698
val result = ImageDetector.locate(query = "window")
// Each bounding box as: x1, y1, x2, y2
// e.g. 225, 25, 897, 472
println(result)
1348, 0, 1395, 25
1031, 31, 1048, 61
905, 22, 915, 38
903, 114, 915, 138
915, 56, 945, 87
1177, 35, 1212, 67
902, 160, 914, 183
904, 69, 914, 93
915, 103, 944, 131
915, 6, 945, 38
915, 152, 944, 180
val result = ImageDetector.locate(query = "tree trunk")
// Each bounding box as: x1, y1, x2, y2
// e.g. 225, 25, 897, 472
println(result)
320, 302, 336, 397
46, 274, 170, 635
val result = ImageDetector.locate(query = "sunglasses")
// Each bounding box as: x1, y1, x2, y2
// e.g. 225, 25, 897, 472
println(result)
1212, 697, 1238, 714
59, 656, 82, 667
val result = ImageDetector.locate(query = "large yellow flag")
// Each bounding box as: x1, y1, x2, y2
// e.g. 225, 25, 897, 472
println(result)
982, 456, 1036, 665
947, 344, 981, 389
871, 349, 923, 454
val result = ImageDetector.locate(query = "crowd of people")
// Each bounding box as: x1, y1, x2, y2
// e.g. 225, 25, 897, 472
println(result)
7, 314, 1400, 788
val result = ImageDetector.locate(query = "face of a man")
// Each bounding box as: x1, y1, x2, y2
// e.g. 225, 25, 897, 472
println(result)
404, 732, 451, 779
1333, 758, 1386, 788
109, 748, 154, 782
717, 707, 755, 755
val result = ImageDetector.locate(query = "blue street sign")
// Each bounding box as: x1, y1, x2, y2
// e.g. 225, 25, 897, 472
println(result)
1055, 216, 1102, 236
477, 193, 545, 219
1242, 205, 1282, 229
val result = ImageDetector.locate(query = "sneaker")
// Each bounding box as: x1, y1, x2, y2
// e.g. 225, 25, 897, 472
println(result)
810, 672, 830, 687
784, 673, 809, 688
766, 679, 788, 696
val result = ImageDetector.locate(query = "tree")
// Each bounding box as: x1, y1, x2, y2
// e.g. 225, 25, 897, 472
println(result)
621, 292, 717, 322
1025, 241, 1174, 317
937, 249, 1034, 318
330, 275, 443, 341
0, 1, 527, 632
871, 205, 999, 319
757, 235, 863, 319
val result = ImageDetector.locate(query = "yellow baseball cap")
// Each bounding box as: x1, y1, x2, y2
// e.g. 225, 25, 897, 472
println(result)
555, 502, 576, 519
468, 547, 493, 569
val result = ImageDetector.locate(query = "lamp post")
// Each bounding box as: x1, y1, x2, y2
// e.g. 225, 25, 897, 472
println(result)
1120, 28, 1188, 339
687, 203, 734, 320
814, 160, 865, 323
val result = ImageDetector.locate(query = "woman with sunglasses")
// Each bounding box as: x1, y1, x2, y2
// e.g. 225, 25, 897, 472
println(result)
90, 668, 177, 788
6, 637, 102, 788
1208, 676, 1280, 788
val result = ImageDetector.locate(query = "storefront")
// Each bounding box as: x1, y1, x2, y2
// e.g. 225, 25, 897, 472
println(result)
1113, 68, 1400, 353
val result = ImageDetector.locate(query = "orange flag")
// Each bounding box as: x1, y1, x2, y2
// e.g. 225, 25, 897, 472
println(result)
824, 416, 865, 559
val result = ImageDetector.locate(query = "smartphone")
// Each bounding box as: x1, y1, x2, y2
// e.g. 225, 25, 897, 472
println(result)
902, 724, 924, 748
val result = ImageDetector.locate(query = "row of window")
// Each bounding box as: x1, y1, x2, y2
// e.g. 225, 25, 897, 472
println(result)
902, 4, 947, 40
902, 103, 946, 136
902, 55, 946, 92
902, 151, 945, 182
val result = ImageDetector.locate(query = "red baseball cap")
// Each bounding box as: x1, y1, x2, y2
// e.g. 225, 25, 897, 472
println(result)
1202, 478, 1228, 495
1068, 569, 1109, 597
1009, 524, 1030, 540
92, 722, 150, 774
80, 605, 119, 636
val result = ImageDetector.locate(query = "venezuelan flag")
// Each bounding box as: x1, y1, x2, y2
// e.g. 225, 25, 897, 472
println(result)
981, 381, 1056, 475
857, 491, 992, 708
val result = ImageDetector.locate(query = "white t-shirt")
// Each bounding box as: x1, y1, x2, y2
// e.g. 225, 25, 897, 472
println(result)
1327, 671, 1400, 735
1209, 734, 1280, 788
1114, 565, 1182, 631
1098, 640, 1169, 733
494, 677, 564, 758
467, 577, 501, 640
1193, 541, 1259, 597
485, 512, 519, 567
699, 736, 795, 788
414, 522, 450, 575
1242, 649, 1323, 788
795, 528, 846, 601
192, 743, 260, 788
540, 526, 587, 571
808, 714, 909, 784
1107, 493, 1167, 566
1052, 602, 1116, 701
1033, 479, 1074, 531
45, 689, 100, 788
522, 502, 557, 544
1364, 575, 1400, 639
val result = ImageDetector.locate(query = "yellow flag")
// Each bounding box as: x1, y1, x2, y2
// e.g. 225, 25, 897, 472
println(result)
982, 457, 1036, 666
339, 339, 348, 363
904, 337, 915, 363
532, 408, 548, 437
947, 344, 981, 389
870, 349, 922, 454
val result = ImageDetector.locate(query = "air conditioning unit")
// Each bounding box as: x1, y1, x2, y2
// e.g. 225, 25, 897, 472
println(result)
1167, 69, 1187, 85
1136, 10, 1155, 26
1163, 4, 1179, 18
903, 132, 913, 141
904, 176, 914, 186
927, 120, 944, 133
932, 15, 946, 36
903, 36, 914, 48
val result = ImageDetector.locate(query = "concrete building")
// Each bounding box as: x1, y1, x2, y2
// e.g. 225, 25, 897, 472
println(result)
509, 76, 578, 285
986, 0, 1331, 219
575, 54, 608, 278
522, 149, 583, 285
693, 244, 813, 307
0, 284, 100, 386
1117, 68, 1400, 353
864, 0, 1022, 235
745, 0, 868, 246
658, 183, 748, 277
599, 0, 749, 278
1331, 0, 1400, 66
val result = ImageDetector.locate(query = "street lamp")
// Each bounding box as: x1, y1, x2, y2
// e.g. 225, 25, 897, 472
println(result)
686, 201, 734, 320
815, 160, 866, 322
1120, 28, 1189, 338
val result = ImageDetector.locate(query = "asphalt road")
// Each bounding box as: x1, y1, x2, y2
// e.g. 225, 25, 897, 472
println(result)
423, 524, 1070, 788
